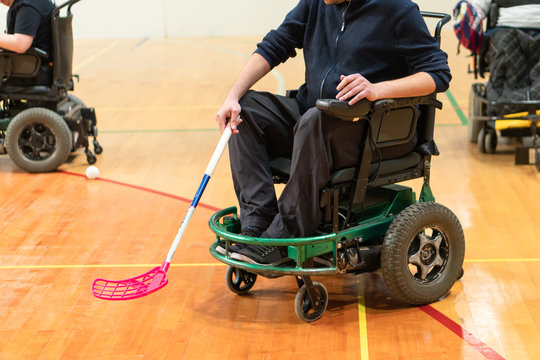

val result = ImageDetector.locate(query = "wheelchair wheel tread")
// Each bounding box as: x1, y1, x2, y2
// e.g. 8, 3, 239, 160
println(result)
294, 281, 328, 322
225, 266, 257, 294
381, 202, 465, 305
477, 127, 487, 153
484, 128, 497, 153
5, 107, 72, 173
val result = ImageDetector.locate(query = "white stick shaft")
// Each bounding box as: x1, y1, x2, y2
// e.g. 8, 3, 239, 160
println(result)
165, 126, 232, 263
206, 126, 232, 175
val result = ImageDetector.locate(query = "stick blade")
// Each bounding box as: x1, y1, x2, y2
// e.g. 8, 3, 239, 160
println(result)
92, 263, 169, 300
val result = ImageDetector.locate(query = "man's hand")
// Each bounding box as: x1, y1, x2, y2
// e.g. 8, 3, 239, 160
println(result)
215, 98, 242, 134
336, 73, 381, 105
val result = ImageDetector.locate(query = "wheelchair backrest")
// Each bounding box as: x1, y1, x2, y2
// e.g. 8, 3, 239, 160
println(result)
372, 104, 417, 147
51, 0, 79, 90
370, 96, 440, 157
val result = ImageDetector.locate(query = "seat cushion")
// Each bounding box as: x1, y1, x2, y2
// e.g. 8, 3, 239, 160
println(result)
329, 152, 422, 184
0, 85, 51, 95
270, 151, 423, 186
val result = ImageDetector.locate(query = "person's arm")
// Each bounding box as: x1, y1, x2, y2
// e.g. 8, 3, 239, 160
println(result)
0, 32, 34, 53
336, 71, 436, 105
337, 3, 450, 105
215, 53, 271, 134
2, 5, 42, 53
216, 2, 308, 134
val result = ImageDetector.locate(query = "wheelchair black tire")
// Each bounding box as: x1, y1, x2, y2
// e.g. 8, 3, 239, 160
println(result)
294, 281, 328, 322
225, 266, 257, 294
381, 202, 465, 306
477, 127, 497, 154
5, 107, 72, 173
67, 94, 86, 107
484, 128, 497, 154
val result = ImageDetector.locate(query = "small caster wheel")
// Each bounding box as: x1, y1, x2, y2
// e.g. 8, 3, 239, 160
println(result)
484, 128, 497, 153
85, 150, 97, 164
294, 281, 328, 322
477, 127, 497, 154
225, 266, 257, 294
94, 141, 103, 155
477, 127, 487, 153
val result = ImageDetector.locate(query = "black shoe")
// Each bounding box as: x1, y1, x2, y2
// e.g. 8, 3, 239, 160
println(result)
215, 241, 246, 255
230, 244, 290, 265
215, 226, 265, 255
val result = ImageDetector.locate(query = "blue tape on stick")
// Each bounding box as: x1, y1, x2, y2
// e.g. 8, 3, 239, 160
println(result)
190, 174, 211, 208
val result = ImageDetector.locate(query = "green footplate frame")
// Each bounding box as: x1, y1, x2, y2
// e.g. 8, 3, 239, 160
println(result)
208, 184, 424, 276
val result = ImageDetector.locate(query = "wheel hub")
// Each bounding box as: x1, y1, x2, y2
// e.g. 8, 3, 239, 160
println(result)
30, 128, 46, 149
18, 123, 55, 160
420, 244, 436, 264
408, 230, 447, 282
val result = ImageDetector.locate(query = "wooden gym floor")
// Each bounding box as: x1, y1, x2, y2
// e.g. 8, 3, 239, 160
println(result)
1, 30, 540, 360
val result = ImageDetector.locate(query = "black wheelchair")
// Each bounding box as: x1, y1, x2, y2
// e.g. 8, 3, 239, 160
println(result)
209, 13, 465, 322
0, 0, 101, 173
467, 1, 540, 169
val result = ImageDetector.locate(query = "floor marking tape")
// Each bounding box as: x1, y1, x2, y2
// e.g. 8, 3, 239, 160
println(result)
357, 275, 370, 360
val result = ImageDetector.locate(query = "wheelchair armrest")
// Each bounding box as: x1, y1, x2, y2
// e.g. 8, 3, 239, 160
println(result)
315, 98, 372, 120
372, 95, 442, 111
1, 47, 49, 59
25, 47, 49, 59
0, 47, 49, 79
316, 95, 442, 121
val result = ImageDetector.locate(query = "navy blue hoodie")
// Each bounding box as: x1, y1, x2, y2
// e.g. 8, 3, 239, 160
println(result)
255, 0, 452, 110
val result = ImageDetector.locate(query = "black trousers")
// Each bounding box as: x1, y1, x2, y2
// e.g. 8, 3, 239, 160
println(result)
229, 90, 368, 238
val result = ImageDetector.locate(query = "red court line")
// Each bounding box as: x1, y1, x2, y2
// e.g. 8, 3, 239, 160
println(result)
60, 170, 221, 212
420, 305, 506, 360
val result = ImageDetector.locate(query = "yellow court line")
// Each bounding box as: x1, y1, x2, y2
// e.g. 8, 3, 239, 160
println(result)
464, 258, 540, 263
357, 275, 370, 360
0, 263, 226, 270
2, 258, 539, 270
73, 40, 120, 72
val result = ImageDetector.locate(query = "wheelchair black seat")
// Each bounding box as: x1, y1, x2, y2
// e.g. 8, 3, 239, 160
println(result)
271, 96, 441, 186
271, 151, 423, 186
270, 94, 442, 233
0, 85, 51, 95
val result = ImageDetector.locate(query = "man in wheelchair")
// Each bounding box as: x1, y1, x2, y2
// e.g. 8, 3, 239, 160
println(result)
215, 0, 452, 266
0, 0, 101, 173
1, 0, 55, 86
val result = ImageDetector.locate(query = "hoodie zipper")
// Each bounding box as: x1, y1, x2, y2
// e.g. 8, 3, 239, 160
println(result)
319, 1, 351, 99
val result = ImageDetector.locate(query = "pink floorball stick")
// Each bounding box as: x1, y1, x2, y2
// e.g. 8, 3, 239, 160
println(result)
91, 126, 232, 300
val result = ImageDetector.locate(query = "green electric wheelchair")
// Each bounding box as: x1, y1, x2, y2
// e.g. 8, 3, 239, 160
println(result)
209, 12, 465, 322
0, 0, 101, 173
